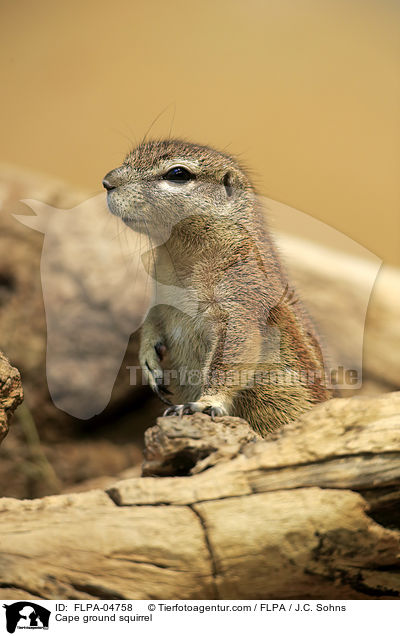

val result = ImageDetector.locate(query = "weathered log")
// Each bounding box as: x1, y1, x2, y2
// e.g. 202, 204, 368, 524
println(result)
0, 392, 399, 600
0, 351, 23, 443
142, 413, 260, 477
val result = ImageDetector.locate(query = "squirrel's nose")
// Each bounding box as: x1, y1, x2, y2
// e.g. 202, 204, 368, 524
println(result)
103, 165, 129, 191
102, 177, 116, 192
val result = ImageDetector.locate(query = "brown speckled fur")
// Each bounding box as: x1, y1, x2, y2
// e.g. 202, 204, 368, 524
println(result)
104, 139, 332, 435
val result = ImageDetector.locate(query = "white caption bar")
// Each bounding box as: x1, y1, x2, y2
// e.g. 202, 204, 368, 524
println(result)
0, 599, 397, 635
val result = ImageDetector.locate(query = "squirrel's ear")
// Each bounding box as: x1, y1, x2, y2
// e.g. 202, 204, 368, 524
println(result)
13, 200, 56, 233
223, 172, 234, 198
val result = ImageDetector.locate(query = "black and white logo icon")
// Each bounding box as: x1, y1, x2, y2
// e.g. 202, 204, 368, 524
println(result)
3, 602, 50, 633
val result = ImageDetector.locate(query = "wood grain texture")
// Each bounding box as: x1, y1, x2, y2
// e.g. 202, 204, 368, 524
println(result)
0, 351, 23, 443
1, 393, 399, 600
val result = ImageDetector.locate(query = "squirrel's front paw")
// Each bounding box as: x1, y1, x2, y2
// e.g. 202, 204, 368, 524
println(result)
163, 399, 228, 420
140, 342, 172, 405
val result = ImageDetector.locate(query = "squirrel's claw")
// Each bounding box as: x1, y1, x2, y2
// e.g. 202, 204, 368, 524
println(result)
163, 402, 227, 420
163, 404, 186, 417
203, 405, 227, 420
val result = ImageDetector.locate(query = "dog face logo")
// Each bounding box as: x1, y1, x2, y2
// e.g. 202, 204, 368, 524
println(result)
3, 602, 50, 633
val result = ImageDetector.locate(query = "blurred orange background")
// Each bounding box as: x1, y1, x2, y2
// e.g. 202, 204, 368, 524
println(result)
0, 0, 399, 264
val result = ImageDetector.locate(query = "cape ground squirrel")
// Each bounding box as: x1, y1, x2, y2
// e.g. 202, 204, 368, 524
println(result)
103, 139, 331, 435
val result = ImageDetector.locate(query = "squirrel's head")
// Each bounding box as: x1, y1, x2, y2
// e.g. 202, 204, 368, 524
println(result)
103, 139, 253, 239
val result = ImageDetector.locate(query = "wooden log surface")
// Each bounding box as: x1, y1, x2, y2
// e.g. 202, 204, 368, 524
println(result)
0, 351, 23, 443
0, 393, 399, 600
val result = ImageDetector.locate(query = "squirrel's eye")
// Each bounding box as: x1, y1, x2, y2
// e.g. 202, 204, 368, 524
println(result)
163, 167, 195, 183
